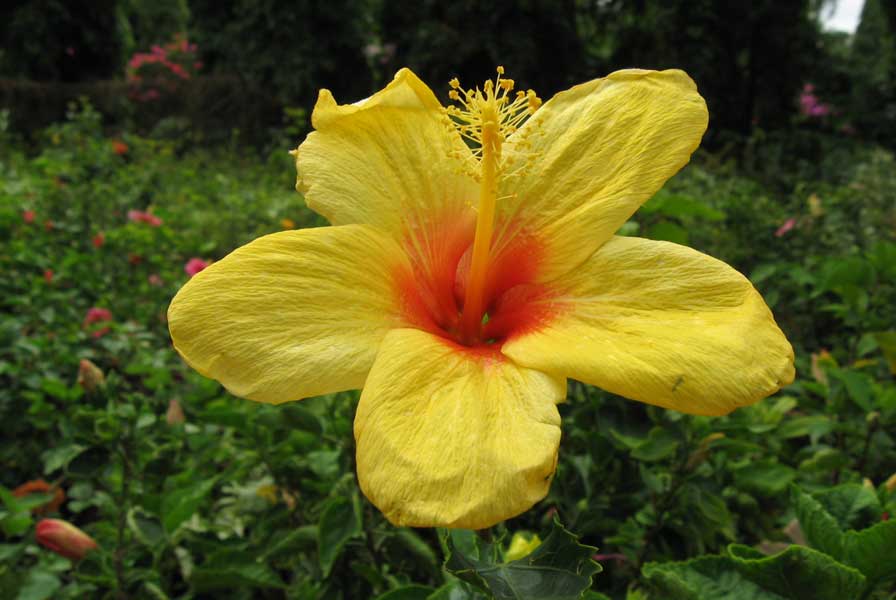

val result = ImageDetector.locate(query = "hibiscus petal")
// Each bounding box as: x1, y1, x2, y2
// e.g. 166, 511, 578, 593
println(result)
355, 328, 564, 529
168, 225, 407, 403
497, 69, 708, 281
501, 236, 794, 416
294, 68, 477, 234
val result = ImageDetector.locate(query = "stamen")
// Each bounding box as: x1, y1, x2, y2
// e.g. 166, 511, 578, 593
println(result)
446, 67, 541, 344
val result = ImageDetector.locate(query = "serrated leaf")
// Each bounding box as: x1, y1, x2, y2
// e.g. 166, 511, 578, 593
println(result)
812, 484, 881, 530
444, 518, 601, 600
318, 494, 362, 577
793, 485, 896, 586
643, 543, 865, 600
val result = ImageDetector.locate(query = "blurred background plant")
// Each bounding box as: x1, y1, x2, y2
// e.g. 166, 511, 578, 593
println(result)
1, 1, 895, 599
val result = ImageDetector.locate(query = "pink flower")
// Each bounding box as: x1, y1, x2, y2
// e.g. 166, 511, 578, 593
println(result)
23, 210, 35, 224
127, 209, 163, 227
148, 274, 163, 287
799, 83, 832, 118
35, 519, 98, 561
84, 307, 111, 324
775, 217, 797, 237
184, 258, 210, 277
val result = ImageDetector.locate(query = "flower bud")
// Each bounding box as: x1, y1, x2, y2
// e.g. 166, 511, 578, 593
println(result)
885, 472, 896, 493
166, 398, 185, 425
35, 518, 98, 560
77, 359, 105, 393
505, 532, 541, 561
13, 479, 65, 515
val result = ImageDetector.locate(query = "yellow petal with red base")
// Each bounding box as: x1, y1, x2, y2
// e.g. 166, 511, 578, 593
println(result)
502, 236, 794, 416
295, 68, 477, 235
354, 328, 565, 529
496, 69, 709, 281
168, 225, 408, 403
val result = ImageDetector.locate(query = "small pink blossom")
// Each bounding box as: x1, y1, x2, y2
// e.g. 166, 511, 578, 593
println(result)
799, 83, 832, 118
23, 210, 35, 224
184, 258, 210, 277
127, 209, 163, 227
148, 274, 163, 287
83, 307, 112, 338
92, 232, 105, 248
43, 269, 54, 283
775, 217, 797, 238
84, 307, 111, 325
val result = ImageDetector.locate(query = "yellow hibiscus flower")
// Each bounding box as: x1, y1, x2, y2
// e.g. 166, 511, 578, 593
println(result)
168, 67, 794, 529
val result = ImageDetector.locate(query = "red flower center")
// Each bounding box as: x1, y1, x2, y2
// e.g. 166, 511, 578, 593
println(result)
393, 212, 555, 350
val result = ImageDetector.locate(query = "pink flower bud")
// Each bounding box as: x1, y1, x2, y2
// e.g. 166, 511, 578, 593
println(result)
775, 217, 797, 237
35, 519, 98, 561
166, 398, 185, 425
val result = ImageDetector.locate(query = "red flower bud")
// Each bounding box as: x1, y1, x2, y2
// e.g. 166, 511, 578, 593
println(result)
13, 480, 65, 515
35, 519, 98, 561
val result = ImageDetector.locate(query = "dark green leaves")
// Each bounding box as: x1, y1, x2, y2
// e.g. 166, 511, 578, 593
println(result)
792, 485, 896, 586
318, 494, 363, 576
643, 544, 866, 600
443, 519, 601, 600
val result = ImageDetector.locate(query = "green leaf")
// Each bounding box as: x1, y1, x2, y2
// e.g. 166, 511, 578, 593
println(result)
161, 477, 218, 533
641, 193, 726, 221
374, 585, 437, 600
427, 579, 490, 600
444, 518, 601, 600
318, 494, 363, 577
872, 331, 896, 374
41, 443, 86, 473
15, 570, 62, 600
631, 428, 679, 462
793, 485, 896, 586
190, 562, 285, 592
812, 484, 881, 530
643, 543, 865, 600
734, 461, 795, 496
647, 222, 689, 244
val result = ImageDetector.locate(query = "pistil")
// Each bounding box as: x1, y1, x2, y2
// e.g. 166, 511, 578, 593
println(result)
446, 67, 541, 345
459, 113, 498, 343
